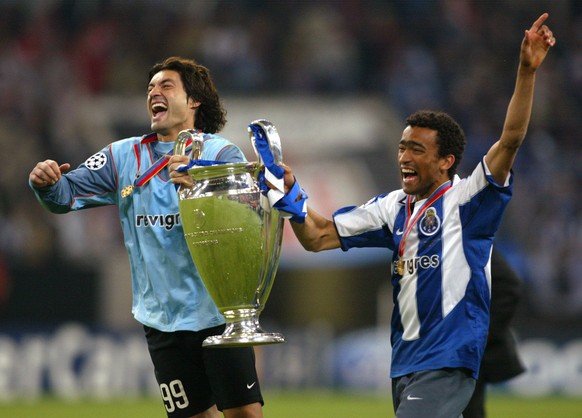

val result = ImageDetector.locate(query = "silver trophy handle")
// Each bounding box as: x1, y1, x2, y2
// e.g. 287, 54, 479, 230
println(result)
248, 119, 283, 166
174, 129, 204, 158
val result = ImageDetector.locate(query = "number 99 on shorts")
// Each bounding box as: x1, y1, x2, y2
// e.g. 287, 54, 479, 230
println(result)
160, 379, 190, 413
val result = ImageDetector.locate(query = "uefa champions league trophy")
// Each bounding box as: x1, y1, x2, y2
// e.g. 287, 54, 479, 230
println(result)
174, 120, 285, 347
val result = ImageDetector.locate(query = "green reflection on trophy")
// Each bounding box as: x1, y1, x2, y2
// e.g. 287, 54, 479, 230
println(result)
174, 120, 285, 347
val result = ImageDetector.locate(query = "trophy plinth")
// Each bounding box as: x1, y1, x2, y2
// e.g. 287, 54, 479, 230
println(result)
175, 121, 285, 347
202, 309, 285, 347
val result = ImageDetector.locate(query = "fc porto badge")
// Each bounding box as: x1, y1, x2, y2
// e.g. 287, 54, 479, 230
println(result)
419, 207, 441, 236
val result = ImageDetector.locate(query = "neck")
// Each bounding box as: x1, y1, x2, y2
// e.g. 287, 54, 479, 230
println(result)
155, 125, 194, 143
414, 178, 452, 202
157, 133, 175, 143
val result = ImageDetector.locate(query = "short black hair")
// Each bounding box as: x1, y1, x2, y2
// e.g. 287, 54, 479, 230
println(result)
148, 57, 226, 133
405, 110, 466, 178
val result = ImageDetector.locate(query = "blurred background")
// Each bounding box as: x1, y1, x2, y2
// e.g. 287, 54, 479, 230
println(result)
0, 0, 581, 400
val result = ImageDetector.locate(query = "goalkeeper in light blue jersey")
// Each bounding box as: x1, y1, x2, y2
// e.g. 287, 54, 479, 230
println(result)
30, 57, 265, 418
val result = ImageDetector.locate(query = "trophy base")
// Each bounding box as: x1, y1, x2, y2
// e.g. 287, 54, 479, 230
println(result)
203, 332, 285, 347
203, 312, 285, 347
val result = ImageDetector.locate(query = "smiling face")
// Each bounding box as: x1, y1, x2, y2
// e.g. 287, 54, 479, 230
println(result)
147, 69, 200, 142
398, 125, 455, 200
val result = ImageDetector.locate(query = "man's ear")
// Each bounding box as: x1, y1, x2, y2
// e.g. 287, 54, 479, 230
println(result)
440, 154, 455, 172
188, 98, 201, 109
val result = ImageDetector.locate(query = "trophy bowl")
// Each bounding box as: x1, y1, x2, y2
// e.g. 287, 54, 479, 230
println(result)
174, 121, 285, 347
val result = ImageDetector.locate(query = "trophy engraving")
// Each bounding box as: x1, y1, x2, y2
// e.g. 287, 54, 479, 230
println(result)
174, 121, 285, 347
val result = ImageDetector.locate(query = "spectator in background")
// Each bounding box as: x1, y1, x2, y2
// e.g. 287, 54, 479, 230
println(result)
463, 248, 525, 418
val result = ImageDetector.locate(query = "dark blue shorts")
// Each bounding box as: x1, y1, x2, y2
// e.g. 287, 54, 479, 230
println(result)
144, 324, 263, 417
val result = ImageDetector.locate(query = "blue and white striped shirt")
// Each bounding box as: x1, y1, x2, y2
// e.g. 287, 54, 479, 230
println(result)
333, 159, 512, 379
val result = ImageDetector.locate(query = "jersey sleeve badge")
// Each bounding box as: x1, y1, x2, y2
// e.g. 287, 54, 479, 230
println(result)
84, 152, 108, 170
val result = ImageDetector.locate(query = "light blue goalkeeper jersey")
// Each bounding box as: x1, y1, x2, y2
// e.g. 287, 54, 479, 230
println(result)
333, 159, 513, 379
31, 132, 245, 332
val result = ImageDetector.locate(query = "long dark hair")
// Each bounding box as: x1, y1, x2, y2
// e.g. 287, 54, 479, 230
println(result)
148, 57, 227, 133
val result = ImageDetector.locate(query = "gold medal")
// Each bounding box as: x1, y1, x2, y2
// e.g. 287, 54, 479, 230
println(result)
396, 259, 405, 276
121, 185, 134, 198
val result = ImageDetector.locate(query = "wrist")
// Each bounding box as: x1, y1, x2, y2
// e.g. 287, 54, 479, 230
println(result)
517, 63, 537, 76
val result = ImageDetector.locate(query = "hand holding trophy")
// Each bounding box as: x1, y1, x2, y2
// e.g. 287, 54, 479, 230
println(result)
174, 120, 285, 347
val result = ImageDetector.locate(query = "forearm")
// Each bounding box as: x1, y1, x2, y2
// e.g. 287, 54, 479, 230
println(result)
485, 65, 537, 182
500, 64, 537, 148
290, 207, 340, 252
30, 180, 73, 214
30, 166, 116, 213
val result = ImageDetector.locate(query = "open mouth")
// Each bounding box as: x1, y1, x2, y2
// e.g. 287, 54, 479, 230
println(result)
401, 168, 418, 184
151, 102, 168, 119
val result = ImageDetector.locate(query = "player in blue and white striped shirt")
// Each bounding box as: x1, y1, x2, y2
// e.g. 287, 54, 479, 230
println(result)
272, 13, 555, 418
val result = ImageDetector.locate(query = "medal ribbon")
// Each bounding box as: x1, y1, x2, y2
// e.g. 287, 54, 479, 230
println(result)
397, 181, 452, 259
132, 135, 194, 189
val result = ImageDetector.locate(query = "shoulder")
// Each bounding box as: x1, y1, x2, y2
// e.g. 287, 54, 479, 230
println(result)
201, 133, 236, 150
111, 135, 146, 149
448, 159, 512, 203
202, 133, 246, 162
106, 135, 150, 161
335, 189, 404, 221
108, 135, 145, 155
365, 189, 406, 209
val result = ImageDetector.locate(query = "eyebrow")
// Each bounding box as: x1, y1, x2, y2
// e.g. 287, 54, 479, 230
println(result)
148, 77, 176, 88
399, 139, 426, 149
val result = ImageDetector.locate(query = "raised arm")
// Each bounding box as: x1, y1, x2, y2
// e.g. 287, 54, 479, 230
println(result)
485, 13, 555, 184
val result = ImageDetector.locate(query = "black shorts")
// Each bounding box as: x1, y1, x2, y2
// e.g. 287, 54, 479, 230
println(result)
144, 324, 263, 418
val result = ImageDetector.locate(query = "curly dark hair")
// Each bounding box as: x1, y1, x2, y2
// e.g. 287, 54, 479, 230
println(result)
405, 110, 466, 178
148, 57, 226, 134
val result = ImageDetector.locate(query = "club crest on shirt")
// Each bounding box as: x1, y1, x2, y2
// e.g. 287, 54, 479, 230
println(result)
84, 152, 107, 170
419, 207, 441, 236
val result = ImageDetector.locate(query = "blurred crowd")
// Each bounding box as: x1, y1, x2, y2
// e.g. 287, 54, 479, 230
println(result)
1, 0, 581, 320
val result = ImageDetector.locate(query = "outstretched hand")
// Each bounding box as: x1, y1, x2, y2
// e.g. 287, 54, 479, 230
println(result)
521, 13, 555, 71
